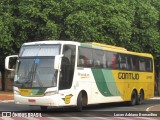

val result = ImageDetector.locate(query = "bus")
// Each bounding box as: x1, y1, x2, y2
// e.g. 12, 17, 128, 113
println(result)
5, 40, 154, 111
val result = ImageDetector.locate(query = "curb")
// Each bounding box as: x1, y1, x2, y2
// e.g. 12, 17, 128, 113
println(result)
0, 100, 14, 103
149, 97, 160, 100
0, 93, 14, 101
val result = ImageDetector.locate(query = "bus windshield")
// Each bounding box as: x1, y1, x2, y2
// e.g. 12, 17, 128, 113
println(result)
14, 44, 61, 88
14, 58, 57, 88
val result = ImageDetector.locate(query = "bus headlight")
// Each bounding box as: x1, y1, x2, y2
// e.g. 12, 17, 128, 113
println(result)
14, 90, 20, 95
44, 91, 58, 96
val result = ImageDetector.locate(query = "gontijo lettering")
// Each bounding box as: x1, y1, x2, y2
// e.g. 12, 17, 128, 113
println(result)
118, 72, 139, 80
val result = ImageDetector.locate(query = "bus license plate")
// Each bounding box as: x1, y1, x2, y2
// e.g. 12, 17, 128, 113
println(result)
28, 99, 36, 103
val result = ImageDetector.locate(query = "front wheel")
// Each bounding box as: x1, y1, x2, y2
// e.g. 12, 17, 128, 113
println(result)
75, 92, 83, 112
40, 106, 48, 111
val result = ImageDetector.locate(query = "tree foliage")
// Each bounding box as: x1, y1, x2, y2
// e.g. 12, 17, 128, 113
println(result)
130, 0, 160, 55
0, 0, 160, 70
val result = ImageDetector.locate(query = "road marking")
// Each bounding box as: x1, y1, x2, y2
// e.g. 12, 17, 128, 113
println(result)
112, 117, 132, 120
146, 104, 160, 111
24, 117, 39, 120
59, 117, 86, 120
135, 117, 158, 120
46, 117, 65, 120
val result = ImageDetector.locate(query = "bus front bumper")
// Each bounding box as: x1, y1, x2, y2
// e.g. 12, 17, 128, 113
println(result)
14, 94, 59, 107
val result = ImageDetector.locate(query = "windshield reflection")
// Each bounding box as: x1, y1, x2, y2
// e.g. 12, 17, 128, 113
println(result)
14, 58, 57, 88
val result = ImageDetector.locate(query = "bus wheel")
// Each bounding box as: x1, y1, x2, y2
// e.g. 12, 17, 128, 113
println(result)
129, 90, 137, 106
136, 90, 144, 105
40, 106, 48, 111
76, 92, 83, 112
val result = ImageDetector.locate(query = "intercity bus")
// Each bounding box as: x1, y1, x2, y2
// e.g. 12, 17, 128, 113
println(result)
5, 40, 154, 111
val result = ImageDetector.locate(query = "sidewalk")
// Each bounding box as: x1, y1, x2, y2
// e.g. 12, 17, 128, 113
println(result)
0, 91, 13, 101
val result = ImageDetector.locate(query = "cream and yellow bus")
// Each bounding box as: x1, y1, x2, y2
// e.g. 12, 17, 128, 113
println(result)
5, 41, 154, 111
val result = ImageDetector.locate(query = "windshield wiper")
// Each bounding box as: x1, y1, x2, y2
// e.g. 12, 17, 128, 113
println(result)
33, 64, 43, 87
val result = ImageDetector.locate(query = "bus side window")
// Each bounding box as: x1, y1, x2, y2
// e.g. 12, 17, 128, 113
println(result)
84, 56, 88, 66
94, 60, 100, 67
131, 56, 139, 71
118, 54, 128, 70
93, 49, 104, 68
105, 51, 116, 69
111, 54, 117, 69
88, 59, 93, 66
78, 47, 92, 67
127, 56, 132, 70
145, 59, 152, 72
139, 58, 146, 71
79, 58, 84, 66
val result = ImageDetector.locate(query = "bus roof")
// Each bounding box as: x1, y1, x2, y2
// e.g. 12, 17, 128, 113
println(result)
82, 42, 153, 58
86, 42, 127, 51
22, 40, 80, 46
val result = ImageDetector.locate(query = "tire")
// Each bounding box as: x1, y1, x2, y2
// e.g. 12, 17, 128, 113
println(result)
75, 92, 83, 112
129, 90, 137, 106
136, 90, 144, 105
40, 106, 48, 111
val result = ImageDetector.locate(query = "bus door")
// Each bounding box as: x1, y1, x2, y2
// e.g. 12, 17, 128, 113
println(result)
58, 45, 76, 91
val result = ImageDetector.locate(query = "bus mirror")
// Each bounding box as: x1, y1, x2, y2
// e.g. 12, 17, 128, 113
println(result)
54, 55, 63, 70
5, 55, 18, 71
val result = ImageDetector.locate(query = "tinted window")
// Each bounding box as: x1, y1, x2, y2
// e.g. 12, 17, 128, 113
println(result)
145, 59, 152, 72
118, 54, 128, 70
78, 47, 93, 67
131, 56, 139, 71
139, 58, 146, 71
77, 47, 153, 72
105, 51, 118, 69
93, 49, 105, 68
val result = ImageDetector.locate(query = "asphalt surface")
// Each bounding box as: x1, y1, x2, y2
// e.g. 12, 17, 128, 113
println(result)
0, 91, 160, 111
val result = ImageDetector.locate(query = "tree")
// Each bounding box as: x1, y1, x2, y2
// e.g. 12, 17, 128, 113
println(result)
0, 0, 61, 90
130, 0, 160, 56
0, 0, 15, 90
64, 0, 135, 47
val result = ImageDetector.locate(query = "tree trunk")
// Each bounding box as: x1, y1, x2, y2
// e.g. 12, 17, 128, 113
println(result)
0, 68, 5, 91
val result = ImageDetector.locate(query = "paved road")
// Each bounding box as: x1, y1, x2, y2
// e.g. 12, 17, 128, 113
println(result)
0, 98, 160, 119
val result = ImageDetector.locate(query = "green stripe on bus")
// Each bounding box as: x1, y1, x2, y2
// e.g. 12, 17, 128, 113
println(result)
80, 43, 92, 48
102, 70, 121, 96
81, 43, 103, 49
91, 69, 120, 96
